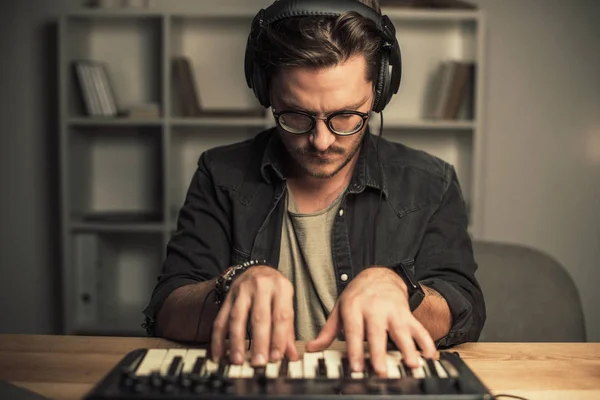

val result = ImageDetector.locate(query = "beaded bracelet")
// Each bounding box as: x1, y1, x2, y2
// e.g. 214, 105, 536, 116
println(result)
214, 260, 268, 304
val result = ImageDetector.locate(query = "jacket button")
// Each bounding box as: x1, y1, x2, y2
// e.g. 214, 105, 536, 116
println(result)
338, 209, 344, 217
340, 273, 349, 282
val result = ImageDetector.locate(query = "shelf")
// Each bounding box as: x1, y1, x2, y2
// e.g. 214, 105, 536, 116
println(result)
383, 8, 481, 21
381, 119, 475, 130
68, 127, 164, 219
70, 232, 163, 336
170, 117, 267, 128
68, 117, 163, 126
71, 221, 165, 233
64, 15, 163, 119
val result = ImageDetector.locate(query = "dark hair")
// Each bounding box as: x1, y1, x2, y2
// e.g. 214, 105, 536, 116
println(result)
254, 0, 383, 88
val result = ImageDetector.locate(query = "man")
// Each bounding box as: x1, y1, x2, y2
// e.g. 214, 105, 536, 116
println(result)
143, 0, 485, 377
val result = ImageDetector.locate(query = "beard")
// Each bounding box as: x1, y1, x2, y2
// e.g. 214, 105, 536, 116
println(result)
281, 129, 366, 179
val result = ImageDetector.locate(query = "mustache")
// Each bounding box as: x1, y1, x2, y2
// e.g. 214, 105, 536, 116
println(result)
295, 145, 345, 156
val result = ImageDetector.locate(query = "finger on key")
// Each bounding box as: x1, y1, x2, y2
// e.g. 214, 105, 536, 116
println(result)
366, 317, 388, 377
211, 295, 233, 362
250, 290, 271, 366
286, 328, 299, 361
228, 292, 251, 365
390, 328, 419, 369
342, 305, 364, 372
270, 291, 293, 362
412, 323, 436, 360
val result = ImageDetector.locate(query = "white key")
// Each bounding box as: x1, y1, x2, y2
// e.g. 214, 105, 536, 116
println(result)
135, 349, 168, 376
241, 361, 254, 378
411, 358, 426, 379
303, 352, 322, 379
385, 352, 401, 379
265, 360, 281, 379
159, 349, 188, 375
440, 359, 459, 378
350, 370, 364, 379
434, 360, 449, 378
323, 350, 342, 379
204, 358, 220, 376
288, 359, 303, 379
227, 364, 242, 378
181, 349, 208, 374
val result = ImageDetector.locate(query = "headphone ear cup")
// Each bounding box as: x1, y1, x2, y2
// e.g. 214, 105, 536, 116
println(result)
253, 63, 271, 108
373, 50, 391, 113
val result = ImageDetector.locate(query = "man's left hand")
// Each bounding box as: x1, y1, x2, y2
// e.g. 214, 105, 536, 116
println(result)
305, 267, 436, 376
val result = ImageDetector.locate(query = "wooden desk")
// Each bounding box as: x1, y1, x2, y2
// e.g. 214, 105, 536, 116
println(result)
0, 335, 598, 400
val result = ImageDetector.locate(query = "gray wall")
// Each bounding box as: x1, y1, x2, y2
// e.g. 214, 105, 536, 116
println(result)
1, 0, 599, 340
471, 0, 600, 342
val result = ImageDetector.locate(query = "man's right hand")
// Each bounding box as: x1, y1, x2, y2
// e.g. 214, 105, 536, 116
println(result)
210, 265, 299, 366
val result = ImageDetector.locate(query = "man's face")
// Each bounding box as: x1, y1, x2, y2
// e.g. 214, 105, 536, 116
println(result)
271, 55, 373, 179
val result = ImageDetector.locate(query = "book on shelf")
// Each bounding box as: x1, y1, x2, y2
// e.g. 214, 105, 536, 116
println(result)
121, 103, 161, 118
172, 55, 265, 118
73, 60, 119, 117
426, 60, 475, 120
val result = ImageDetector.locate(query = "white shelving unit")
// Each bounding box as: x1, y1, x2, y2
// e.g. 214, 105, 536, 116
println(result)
58, 6, 486, 335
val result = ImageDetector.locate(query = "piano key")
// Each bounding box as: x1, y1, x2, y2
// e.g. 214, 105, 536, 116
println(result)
253, 366, 266, 379
303, 352, 322, 379
278, 357, 289, 378
341, 357, 351, 378
181, 349, 207, 374
159, 349, 188, 375
135, 349, 168, 376
287, 359, 303, 379
167, 356, 183, 377
385, 352, 401, 378
433, 360, 449, 378
440, 359, 459, 378
217, 358, 229, 378
363, 355, 373, 377
204, 357, 220, 377
401, 360, 413, 378
227, 364, 242, 378
241, 360, 255, 378
266, 360, 281, 379
317, 358, 327, 377
323, 350, 342, 379
412, 358, 426, 379
424, 358, 438, 378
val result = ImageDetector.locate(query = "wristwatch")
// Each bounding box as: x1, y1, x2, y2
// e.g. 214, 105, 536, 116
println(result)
214, 260, 267, 305
387, 260, 425, 311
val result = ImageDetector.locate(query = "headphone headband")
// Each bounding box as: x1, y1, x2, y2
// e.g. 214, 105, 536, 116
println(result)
245, 0, 402, 113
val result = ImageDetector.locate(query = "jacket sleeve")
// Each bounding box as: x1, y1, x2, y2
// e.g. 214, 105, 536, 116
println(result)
142, 151, 232, 336
414, 165, 486, 348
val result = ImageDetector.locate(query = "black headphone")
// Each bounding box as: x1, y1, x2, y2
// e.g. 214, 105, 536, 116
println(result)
244, 0, 402, 113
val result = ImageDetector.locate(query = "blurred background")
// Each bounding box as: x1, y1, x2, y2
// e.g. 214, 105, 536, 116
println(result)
0, 0, 598, 343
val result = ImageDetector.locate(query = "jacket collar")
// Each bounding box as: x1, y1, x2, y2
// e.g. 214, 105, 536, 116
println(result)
260, 128, 388, 198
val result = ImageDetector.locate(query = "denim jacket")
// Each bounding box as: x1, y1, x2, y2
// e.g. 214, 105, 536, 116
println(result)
143, 128, 486, 347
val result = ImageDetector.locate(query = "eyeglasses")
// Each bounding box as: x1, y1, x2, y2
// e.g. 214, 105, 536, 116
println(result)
272, 108, 370, 136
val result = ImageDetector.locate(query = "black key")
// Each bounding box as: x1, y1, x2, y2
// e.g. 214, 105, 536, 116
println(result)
167, 356, 183, 377
401, 360, 413, 378
341, 357, 351, 378
366, 358, 376, 378
425, 359, 439, 378
317, 358, 327, 377
254, 366, 266, 379
192, 357, 206, 375
278, 357, 289, 378
254, 366, 267, 389
217, 358, 228, 378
